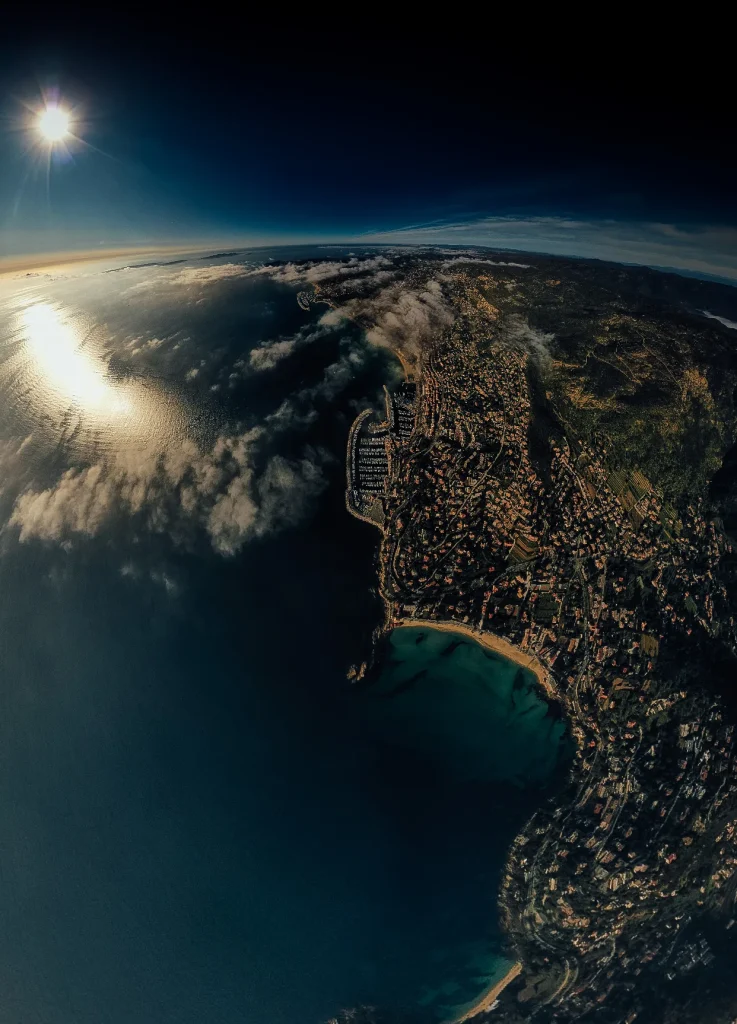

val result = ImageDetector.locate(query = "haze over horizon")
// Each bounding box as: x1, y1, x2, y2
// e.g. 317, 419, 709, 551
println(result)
1, 26, 734, 281
4, 222, 737, 288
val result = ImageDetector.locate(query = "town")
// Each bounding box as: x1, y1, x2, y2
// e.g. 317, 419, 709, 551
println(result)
339, 263, 737, 1023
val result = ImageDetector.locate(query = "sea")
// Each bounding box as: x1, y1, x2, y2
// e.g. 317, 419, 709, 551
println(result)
0, 247, 571, 1024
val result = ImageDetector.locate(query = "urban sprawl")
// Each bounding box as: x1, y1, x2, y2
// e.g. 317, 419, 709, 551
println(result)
337, 264, 737, 1024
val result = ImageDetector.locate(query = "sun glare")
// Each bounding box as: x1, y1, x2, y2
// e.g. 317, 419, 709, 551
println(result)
21, 302, 129, 413
38, 105, 70, 142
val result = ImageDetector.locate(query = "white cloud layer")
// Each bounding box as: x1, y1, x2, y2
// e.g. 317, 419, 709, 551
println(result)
127, 255, 396, 295
163, 263, 254, 286
440, 256, 531, 270
503, 318, 555, 364
8, 427, 330, 556
327, 278, 454, 369
360, 217, 737, 283
250, 255, 393, 286
702, 310, 737, 330
247, 321, 334, 372
3, 320, 379, 555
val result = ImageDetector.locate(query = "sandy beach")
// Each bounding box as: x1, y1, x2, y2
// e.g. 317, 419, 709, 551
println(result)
395, 617, 556, 699
446, 961, 523, 1023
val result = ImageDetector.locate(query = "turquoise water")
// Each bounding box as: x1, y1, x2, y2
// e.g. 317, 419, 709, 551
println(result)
359, 626, 571, 1019
364, 627, 569, 786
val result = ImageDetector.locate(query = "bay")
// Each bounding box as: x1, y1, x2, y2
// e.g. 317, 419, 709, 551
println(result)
357, 626, 571, 1020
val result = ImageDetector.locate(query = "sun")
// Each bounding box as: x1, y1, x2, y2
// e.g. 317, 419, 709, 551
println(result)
38, 105, 70, 142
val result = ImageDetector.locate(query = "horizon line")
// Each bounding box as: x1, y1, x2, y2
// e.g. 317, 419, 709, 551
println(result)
2, 240, 736, 290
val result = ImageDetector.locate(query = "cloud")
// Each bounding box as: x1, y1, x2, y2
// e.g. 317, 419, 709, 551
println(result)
702, 310, 737, 330
503, 318, 555, 365
121, 335, 171, 357
126, 255, 396, 295
151, 570, 179, 596
265, 343, 373, 432
249, 338, 300, 371
4, 319, 374, 555
10, 464, 119, 542
249, 258, 455, 372
440, 256, 531, 270
165, 263, 254, 286
332, 277, 454, 370
121, 262, 253, 295
251, 254, 393, 287
205, 446, 329, 555
247, 320, 335, 373
207, 450, 327, 554
359, 216, 737, 283
8, 426, 331, 556
121, 562, 180, 596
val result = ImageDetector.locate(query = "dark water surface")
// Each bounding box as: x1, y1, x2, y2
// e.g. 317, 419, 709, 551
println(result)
0, 251, 571, 1024
360, 627, 571, 1019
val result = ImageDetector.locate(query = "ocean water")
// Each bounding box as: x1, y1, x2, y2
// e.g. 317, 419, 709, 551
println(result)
358, 627, 571, 1020
364, 627, 569, 787
0, 250, 571, 1024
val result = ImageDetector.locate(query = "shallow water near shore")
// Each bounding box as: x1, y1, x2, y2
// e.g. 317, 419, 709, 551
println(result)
364, 626, 569, 786
358, 626, 572, 1019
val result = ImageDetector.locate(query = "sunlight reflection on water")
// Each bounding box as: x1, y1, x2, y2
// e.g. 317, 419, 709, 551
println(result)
21, 302, 131, 413
0, 295, 202, 461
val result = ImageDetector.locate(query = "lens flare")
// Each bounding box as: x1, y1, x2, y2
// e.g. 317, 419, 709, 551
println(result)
38, 106, 70, 142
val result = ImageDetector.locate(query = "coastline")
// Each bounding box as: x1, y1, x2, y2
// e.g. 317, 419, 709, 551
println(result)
344, 346, 534, 1020
394, 617, 556, 700
446, 961, 523, 1023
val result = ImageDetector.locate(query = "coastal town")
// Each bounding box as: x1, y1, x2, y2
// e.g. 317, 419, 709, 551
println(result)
337, 260, 737, 1023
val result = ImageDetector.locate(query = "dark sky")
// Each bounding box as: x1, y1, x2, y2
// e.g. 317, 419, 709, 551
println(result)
0, 20, 734, 260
